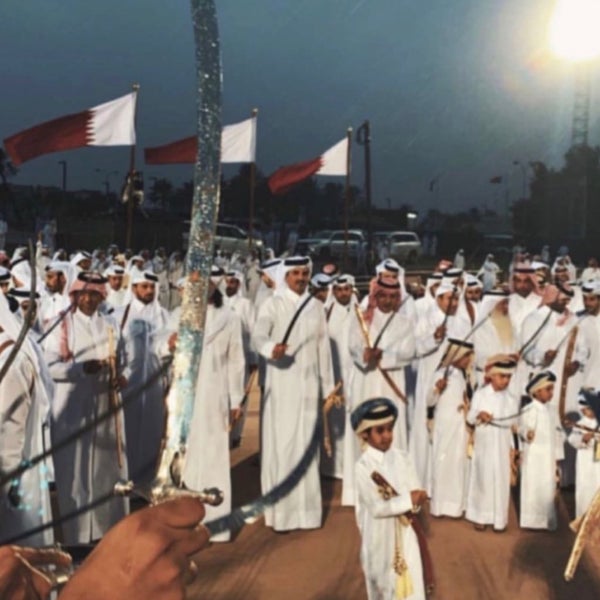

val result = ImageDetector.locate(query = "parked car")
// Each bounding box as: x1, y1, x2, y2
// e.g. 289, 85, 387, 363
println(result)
182, 222, 263, 257
387, 231, 422, 264
311, 230, 367, 262
295, 230, 334, 256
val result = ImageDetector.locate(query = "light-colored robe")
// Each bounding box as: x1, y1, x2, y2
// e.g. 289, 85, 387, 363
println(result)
115, 297, 171, 484
182, 305, 245, 542
342, 308, 415, 507
355, 445, 425, 600
253, 287, 334, 531
568, 416, 600, 517
321, 299, 354, 479
411, 305, 470, 493
0, 337, 53, 547
46, 311, 128, 544
465, 384, 514, 530
224, 292, 257, 445
518, 400, 557, 530
427, 366, 471, 518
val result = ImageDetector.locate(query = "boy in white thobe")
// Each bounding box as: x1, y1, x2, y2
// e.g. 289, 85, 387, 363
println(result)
518, 371, 558, 530
465, 354, 517, 532
352, 397, 428, 600
568, 390, 600, 517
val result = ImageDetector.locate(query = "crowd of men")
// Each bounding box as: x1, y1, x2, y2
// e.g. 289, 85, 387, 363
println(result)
1, 237, 600, 598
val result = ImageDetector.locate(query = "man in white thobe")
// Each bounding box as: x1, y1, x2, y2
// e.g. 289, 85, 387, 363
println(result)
46, 273, 128, 544
224, 269, 257, 448
521, 283, 588, 486
253, 256, 334, 531
115, 271, 171, 484
411, 283, 470, 493
0, 293, 54, 547
103, 264, 127, 312
172, 277, 246, 542
321, 274, 356, 479
580, 281, 600, 389
343, 276, 415, 506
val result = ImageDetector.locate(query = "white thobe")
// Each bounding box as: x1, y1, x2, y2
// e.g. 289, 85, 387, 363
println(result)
342, 309, 415, 506
253, 288, 334, 531
355, 446, 425, 600
46, 311, 128, 544
508, 291, 541, 400
410, 306, 470, 493
580, 313, 600, 388
427, 367, 471, 518
105, 287, 128, 311
0, 338, 53, 547
116, 298, 171, 483
518, 400, 557, 530
521, 307, 587, 469
182, 305, 245, 542
321, 299, 354, 479
224, 293, 256, 444
568, 416, 600, 517
38, 291, 70, 351
465, 385, 514, 530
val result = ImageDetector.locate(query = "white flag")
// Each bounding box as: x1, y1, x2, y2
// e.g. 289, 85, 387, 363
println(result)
221, 116, 256, 163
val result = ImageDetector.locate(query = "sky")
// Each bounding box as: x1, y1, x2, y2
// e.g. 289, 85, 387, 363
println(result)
2, 0, 599, 215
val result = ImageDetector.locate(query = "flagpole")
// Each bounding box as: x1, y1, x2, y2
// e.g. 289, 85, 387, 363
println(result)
343, 127, 352, 271
125, 83, 140, 249
248, 107, 258, 252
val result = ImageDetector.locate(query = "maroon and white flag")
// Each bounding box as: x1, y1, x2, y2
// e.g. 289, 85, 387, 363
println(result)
144, 116, 257, 164
268, 137, 348, 195
4, 92, 137, 166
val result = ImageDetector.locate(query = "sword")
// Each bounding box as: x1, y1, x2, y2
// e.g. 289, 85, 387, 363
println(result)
280, 291, 316, 345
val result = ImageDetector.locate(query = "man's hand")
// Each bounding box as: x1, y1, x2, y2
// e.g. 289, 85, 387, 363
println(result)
526, 430, 535, 442
83, 360, 104, 375
582, 432, 594, 444
410, 489, 428, 508
0, 545, 72, 600
435, 378, 447, 393
271, 344, 288, 360
477, 411, 493, 424
229, 407, 242, 427
565, 361, 580, 378
59, 497, 209, 600
168, 333, 178, 354
543, 349, 557, 366
433, 325, 446, 343
363, 347, 382, 368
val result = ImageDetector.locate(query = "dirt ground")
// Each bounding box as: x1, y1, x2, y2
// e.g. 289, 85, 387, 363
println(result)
188, 389, 600, 600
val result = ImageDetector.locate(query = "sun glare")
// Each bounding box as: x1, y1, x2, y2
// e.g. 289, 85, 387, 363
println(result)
548, 0, 600, 61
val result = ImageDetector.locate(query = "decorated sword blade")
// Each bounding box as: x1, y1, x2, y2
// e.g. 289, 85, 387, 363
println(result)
153, 0, 222, 493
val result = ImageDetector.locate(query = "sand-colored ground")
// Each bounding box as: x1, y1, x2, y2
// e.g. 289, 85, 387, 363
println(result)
189, 389, 600, 600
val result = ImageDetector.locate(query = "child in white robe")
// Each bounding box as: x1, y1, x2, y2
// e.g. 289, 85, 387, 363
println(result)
352, 397, 429, 600
465, 354, 517, 532
427, 338, 474, 518
518, 371, 558, 530
568, 390, 600, 518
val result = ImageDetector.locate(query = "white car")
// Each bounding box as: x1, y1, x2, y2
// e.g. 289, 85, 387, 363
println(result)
182, 222, 263, 256
312, 230, 366, 262
387, 231, 422, 264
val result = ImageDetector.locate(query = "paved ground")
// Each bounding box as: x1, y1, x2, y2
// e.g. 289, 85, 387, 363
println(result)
188, 390, 600, 600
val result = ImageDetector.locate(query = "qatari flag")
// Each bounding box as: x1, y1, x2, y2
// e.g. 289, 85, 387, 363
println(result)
268, 137, 348, 195
144, 116, 257, 165
4, 92, 137, 166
